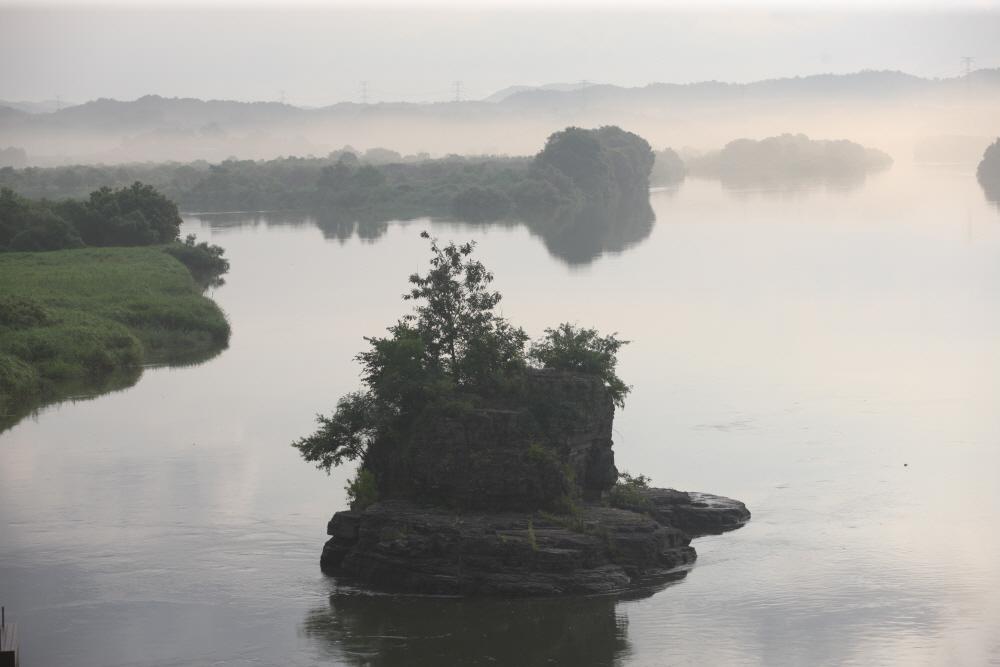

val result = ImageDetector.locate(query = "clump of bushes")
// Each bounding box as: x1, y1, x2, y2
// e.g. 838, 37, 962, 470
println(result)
529, 323, 630, 408
651, 147, 687, 186
1, 185, 230, 285
608, 471, 652, 510
163, 234, 231, 285
1, 182, 183, 252
292, 233, 631, 511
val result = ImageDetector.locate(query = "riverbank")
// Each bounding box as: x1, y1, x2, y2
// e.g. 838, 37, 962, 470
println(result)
0, 246, 229, 429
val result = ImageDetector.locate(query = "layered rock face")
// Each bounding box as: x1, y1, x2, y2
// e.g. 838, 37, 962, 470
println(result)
322, 491, 748, 596
320, 370, 750, 596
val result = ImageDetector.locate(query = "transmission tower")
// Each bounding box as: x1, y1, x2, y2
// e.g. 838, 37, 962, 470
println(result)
453, 80, 463, 103
961, 56, 975, 77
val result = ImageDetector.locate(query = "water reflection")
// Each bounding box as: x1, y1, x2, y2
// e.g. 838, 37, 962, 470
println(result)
699, 170, 872, 198
191, 196, 656, 267
4, 165, 1000, 666
302, 591, 642, 666
527, 199, 656, 266
0, 339, 226, 434
0, 365, 142, 433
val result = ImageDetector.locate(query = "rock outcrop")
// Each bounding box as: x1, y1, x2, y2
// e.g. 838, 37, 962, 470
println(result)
319, 369, 750, 596
321, 490, 749, 596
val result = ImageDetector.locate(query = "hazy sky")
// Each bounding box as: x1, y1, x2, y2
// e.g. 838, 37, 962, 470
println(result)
2, 3, 1000, 106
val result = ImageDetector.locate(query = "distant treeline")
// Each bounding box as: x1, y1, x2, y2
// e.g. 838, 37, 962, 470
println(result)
0, 133, 896, 221
1, 181, 181, 250
977, 138, 1000, 203
0, 125, 656, 228
0, 182, 229, 280
651, 148, 686, 186
685, 134, 893, 188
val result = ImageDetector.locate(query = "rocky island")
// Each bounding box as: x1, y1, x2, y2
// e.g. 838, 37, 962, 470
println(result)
320, 367, 749, 596
294, 223, 749, 596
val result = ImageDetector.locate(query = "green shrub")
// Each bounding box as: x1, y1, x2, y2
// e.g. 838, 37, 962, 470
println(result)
293, 235, 631, 513
345, 469, 379, 511
608, 471, 652, 510
162, 234, 230, 284
529, 323, 631, 408
8, 209, 83, 251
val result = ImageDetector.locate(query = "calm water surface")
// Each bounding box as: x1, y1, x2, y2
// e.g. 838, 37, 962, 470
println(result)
2, 166, 999, 666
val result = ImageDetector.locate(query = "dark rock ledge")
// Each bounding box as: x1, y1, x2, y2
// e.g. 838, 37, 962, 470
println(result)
317, 371, 749, 596
320, 489, 749, 597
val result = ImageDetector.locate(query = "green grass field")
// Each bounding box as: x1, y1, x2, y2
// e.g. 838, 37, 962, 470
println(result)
0, 246, 230, 426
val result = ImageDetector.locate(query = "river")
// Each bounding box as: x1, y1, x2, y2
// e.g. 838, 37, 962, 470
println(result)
1, 164, 999, 666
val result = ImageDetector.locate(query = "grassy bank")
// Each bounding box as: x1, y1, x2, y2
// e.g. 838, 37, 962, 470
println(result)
0, 246, 230, 427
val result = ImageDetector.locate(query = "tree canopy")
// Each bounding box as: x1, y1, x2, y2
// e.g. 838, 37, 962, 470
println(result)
0, 182, 182, 251
292, 233, 630, 476
977, 138, 1000, 202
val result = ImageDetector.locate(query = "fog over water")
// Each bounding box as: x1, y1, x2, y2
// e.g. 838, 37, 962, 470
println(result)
2, 164, 999, 665
2, 3, 1000, 665
1, 5, 1000, 163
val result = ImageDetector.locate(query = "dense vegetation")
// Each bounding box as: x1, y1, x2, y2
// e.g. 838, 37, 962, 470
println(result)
292, 233, 629, 508
0, 126, 656, 265
0, 247, 230, 429
0, 183, 232, 428
686, 133, 893, 188
977, 138, 1000, 203
1, 183, 229, 281
0, 126, 654, 224
650, 147, 686, 186
0, 181, 183, 250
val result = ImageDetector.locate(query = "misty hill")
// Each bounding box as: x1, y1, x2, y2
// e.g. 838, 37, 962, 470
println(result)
0, 107, 28, 122
484, 82, 596, 103
685, 134, 892, 190
495, 69, 1000, 111
2, 69, 998, 165
0, 99, 75, 114
36, 95, 307, 132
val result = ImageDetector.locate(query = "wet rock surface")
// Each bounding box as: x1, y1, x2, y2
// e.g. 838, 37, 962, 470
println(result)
321, 489, 749, 596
